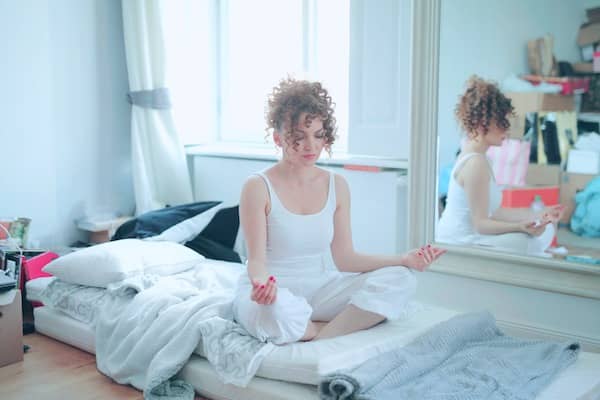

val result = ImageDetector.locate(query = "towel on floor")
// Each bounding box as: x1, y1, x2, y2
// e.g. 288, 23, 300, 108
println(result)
319, 311, 579, 400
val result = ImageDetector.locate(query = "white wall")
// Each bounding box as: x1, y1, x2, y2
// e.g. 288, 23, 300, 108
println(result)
0, 0, 133, 248
437, 0, 593, 168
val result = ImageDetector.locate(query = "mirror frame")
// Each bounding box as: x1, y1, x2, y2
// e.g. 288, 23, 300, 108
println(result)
407, 0, 600, 300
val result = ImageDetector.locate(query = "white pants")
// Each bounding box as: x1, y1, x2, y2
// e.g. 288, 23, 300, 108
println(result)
475, 223, 555, 256
233, 266, 417, 345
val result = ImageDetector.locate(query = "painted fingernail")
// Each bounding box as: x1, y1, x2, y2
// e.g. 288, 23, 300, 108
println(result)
427, 244, 431, 248
269, 276, 274, 281
418, 252, 423, 256
260, 285, 265, 289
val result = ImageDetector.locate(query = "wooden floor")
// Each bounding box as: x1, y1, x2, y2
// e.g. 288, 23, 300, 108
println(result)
0, 333, 209, 400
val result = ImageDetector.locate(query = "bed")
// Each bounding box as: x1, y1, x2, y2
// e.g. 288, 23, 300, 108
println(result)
29, 275, 600, 400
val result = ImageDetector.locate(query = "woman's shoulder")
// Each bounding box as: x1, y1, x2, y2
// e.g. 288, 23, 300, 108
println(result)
331, 172, 350, 202
242, 174, 269, 196
459, 153, 489, 172
331, 171, 348, 187
458, 155, 492, 185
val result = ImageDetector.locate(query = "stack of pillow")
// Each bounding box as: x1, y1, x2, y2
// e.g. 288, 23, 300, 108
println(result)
36, 201, 244, 323
43, 239, 206, 288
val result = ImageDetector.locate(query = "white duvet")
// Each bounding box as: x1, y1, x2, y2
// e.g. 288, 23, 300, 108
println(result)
94, 261, 274, 399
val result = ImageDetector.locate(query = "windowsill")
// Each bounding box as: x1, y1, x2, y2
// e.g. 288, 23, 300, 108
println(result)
430, 243, 600, 300
185, 143, 408, 170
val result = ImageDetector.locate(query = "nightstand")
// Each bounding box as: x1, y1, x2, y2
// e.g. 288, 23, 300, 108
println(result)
0, 289, 23, 367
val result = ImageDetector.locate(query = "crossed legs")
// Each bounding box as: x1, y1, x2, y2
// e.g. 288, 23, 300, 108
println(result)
308, 305, 385, 340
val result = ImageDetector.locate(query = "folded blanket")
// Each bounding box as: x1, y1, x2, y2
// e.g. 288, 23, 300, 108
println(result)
319, 311, 579, 400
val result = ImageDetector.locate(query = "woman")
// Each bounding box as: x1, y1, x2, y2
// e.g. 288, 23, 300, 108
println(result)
232, 78, 446, 345
436, 76, 564, 255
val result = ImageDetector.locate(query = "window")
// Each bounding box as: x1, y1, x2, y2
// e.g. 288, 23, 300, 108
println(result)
163, 0, 349, 150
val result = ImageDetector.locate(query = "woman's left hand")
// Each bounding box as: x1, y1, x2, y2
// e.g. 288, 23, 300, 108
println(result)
402, 244, 447, 271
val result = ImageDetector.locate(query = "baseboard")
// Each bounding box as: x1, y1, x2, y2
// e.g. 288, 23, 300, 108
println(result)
497, 319, 600, 353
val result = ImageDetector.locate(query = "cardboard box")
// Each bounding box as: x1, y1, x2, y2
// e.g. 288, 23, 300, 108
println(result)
587, 7, 600, 23
578, 22, 600, 47
505, 92, 575, 139
501, 185, 559, 208
525, 164, 561, 186
567, 149, 600, 174
573, 62, 594, 74
506, 92, 575, 113
559, 172, 597, 223
0, 290, 23, 367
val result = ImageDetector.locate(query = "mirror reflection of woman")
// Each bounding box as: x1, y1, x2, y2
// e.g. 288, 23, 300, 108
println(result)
436, 76, 564, 256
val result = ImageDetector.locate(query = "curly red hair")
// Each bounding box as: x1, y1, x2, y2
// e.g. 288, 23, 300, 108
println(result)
455, 76, 514, 137
265, 77, 337, 154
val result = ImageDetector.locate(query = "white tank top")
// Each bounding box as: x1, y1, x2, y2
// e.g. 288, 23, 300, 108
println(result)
436, 153, 503, 243
256, 169, 336, 275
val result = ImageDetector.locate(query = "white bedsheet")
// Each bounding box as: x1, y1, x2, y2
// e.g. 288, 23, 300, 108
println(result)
25, 276, 55, 302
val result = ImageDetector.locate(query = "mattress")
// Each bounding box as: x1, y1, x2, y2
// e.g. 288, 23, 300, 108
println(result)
204, 302, 460, 384
34, 305, 600, 400
25, 276, 55, 302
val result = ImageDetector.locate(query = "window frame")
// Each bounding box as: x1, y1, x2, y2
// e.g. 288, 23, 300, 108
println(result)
213, 0, 349, 149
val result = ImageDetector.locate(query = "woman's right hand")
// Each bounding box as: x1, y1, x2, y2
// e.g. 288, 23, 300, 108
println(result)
518, 219, 550, 236
250, 275, 277, 305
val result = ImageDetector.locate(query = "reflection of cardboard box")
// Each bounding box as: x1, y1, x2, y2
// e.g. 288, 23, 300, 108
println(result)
501, 185, 559, 208
578, 22, 600, 47
507, 92, 574, 114
574, 62, 594, 74
505, 92, 574, 139
526, 164, 561, 186
0, 290, 23, 367
559, 172, 597, 223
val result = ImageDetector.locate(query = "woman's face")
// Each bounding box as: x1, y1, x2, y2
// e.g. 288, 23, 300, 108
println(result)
275, 113, 326, 165
484, 120, 509, 147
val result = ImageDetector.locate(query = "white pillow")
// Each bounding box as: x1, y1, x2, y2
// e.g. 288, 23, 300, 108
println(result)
43, 239, 204, 288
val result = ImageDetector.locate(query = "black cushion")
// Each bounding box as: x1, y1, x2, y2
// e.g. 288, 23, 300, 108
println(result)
198, 206, 240, 249
185, 234, 241, 263
111, 201, 243, 263
112, 201, 221, 240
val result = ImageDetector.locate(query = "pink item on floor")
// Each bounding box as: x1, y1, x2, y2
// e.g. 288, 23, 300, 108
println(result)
22, 252, 58, 281
22, 252, 58, 307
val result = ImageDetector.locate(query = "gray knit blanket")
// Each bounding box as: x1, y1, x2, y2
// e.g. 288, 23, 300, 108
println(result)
319, 311, 579, 400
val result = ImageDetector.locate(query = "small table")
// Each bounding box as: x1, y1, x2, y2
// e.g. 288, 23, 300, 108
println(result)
0, 289, 23, 367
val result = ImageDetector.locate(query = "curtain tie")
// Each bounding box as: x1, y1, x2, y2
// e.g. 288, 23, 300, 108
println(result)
127, 88, 171, 109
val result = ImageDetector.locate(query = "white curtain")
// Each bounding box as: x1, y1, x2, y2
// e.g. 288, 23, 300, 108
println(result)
121, 0, 193, 215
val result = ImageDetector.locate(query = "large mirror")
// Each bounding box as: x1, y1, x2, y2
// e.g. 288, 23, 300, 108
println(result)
435, 2, 599, 259
409, 0, 600, 299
